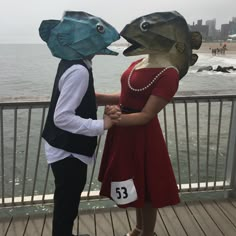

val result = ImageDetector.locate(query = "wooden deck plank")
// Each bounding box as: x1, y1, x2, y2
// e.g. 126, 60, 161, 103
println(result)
126, 208, 170, 236
23, 214, 47, 236
173, 202, 205, 236
41, 214, 53, 236
110, 208, 130, 236
154, 209, 171, 236
201, 200, 236, 236
185, 201, 224, 236
0, 216, 12, 236
2, 199, 236, 236
158, 205, 187, 236
78, 211, 96, 236
229, 198, 236, 208
126, 208, 136, 231
5, 215, 29, 236
214, 199, 236, 227
94, 210, 114, 236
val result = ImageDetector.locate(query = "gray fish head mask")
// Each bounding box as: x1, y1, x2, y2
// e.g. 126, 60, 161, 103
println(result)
120, 11, 202, 79
39, 11, 120, 60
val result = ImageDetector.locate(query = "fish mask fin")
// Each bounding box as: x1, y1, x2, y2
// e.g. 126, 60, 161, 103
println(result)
175, 42, 185, 53
191, 31, 202, 50
57, 32, 74, 46
39, 20, 60, 42
191, 54, 198, 66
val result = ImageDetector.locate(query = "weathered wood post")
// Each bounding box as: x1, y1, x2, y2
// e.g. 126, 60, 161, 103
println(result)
227, 99, 236, 197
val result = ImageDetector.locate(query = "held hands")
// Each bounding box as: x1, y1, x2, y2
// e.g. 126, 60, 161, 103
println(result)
104, 105, 121, 130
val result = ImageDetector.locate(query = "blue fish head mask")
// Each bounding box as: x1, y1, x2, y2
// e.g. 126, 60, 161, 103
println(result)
39, 11, 120, 60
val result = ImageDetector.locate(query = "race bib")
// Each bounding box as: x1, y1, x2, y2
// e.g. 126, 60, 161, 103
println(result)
111, 179, 137, 205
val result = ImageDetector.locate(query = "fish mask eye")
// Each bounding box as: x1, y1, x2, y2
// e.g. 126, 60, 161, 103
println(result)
140, 21, 150, 32
96, 24, 105, 33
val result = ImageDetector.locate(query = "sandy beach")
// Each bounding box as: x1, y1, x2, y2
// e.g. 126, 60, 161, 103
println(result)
197, 42, 236, 54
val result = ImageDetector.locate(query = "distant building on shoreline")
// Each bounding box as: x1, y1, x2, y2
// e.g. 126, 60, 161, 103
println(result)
189, 17, 236, 41
190, 20, 209, 39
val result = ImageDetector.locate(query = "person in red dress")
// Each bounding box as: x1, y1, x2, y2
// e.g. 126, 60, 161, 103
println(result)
96, 11, 202, 236
97, 59, 180, 236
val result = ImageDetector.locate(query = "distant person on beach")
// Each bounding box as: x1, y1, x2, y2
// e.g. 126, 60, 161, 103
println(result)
38, 11, 120, 236
97, 11, 202, 236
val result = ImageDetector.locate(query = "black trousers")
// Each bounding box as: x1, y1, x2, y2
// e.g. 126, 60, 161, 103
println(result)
51, 156, 87, 236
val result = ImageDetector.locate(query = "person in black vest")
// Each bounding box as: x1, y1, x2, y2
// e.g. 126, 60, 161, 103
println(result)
39, 11, 120, 236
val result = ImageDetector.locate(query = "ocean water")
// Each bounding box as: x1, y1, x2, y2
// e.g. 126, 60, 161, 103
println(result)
0, 44, 236, 98
0, 44, 236, 207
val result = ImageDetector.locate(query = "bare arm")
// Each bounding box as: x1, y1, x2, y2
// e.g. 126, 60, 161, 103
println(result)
114, 67, 179, 126
116, 95, 168, 126
96, 92, 120, 106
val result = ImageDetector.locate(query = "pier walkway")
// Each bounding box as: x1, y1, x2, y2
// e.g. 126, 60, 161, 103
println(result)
1, 198, 236, 236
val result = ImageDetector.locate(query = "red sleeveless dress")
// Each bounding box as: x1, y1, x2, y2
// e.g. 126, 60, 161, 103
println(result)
98, 59, 180, 208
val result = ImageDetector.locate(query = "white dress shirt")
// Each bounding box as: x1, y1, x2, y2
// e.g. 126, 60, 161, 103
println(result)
44, 60, 105, 165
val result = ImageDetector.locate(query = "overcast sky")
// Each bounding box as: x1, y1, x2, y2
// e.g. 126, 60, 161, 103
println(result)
0, 0, 235, 43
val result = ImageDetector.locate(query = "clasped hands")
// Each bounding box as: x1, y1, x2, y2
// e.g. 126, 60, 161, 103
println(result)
103, 105, 121, 129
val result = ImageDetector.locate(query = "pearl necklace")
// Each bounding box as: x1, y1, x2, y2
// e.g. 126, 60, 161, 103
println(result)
128, 65, 178, 92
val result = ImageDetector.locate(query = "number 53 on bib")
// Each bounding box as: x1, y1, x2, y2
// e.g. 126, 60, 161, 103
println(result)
111, 179, 138, 205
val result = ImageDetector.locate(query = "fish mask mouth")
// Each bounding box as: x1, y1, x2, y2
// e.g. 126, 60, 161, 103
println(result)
121, 34, 175, 56
97, 47, 119, 56
122, 36, 144, 55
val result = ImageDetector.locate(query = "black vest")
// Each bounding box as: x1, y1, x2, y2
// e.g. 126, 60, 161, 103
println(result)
42, 59, 97, 157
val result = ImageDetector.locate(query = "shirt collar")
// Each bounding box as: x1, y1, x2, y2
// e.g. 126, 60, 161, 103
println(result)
83, 59, 92, 69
